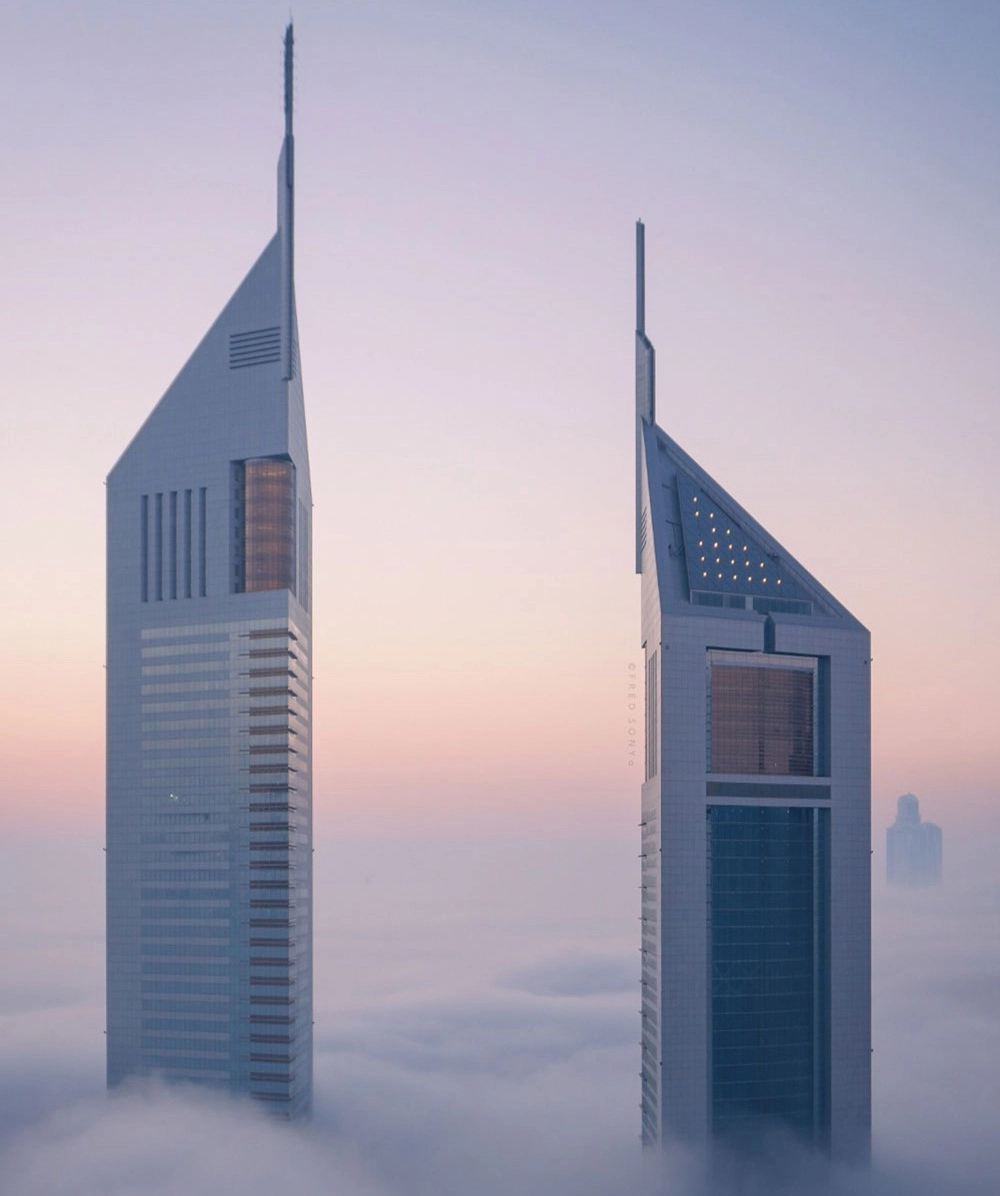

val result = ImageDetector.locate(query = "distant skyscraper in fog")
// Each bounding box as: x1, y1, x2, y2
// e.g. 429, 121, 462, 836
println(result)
886, 794, 942, 886
106, 27, 313, 1115
634, 222, 870, 1159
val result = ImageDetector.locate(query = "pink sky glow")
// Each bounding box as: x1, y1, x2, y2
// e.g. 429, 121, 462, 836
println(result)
1, 2, 997, 839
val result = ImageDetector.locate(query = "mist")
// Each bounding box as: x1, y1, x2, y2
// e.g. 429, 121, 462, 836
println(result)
0, 831, 997, 1195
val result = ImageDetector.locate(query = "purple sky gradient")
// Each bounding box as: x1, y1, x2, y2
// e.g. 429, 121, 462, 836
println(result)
0, 1, 997, 837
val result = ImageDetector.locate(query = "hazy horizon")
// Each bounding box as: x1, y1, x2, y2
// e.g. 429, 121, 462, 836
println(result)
1, 830, 998, 1193
0, 2, 997, 1192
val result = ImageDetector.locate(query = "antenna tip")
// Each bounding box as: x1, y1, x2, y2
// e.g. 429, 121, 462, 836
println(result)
283, 23, 294, 133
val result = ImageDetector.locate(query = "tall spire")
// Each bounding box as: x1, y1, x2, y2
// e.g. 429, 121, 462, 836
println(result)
636, 220, 645, 335
635, 220, 656, 572
284, 23, 294, 139
278, 23, 295, 380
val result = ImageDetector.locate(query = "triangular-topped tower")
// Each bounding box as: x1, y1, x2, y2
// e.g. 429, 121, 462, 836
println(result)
106, 26, 313, 1116
635, 222, 870, 1159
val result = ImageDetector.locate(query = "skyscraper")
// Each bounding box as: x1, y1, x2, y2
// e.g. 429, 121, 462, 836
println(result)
886, 793, 942, 885
106, 26, 312, 1116
635, 222, 870, 1158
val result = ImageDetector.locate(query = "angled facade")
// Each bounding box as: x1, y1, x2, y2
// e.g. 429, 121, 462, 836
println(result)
106, 26, 312, 1115
635, 223, 870, 1158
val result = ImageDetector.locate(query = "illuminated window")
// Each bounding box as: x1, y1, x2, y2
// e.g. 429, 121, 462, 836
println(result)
232, 458, 297, 594
708, 652, 816, 776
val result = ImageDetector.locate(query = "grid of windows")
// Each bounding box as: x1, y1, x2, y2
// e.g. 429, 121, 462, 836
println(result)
232, 459, 297, 594
108, 617, 312, 1115
708, 652, 816, 776
708, 805, 830, 1144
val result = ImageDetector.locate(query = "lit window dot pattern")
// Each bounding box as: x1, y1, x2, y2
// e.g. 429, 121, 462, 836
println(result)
674, 471, 810, 605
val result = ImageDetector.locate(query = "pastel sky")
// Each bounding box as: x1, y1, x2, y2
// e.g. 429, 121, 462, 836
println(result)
1, 1, 997, 837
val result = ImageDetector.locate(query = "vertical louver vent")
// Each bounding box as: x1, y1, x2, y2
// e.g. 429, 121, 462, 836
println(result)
140, 487, 206, 601
230, 327, 281, 369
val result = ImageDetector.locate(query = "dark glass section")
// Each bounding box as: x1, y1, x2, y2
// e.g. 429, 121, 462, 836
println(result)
752, 596, 812, 616
231, 462, 247, 593
298, 500, 311, 613
707, 781, 830, 801
169, 491, 178, 600
708, 805, 830, 1146
140, 495, 149, 602
711, 665, 814, 775
675, 471, 813, 609
233, 459, 297, 594
645, 649, 658, 780
183, 490, 192, 599
154, 493, 163, 602
198, 488, 207, 597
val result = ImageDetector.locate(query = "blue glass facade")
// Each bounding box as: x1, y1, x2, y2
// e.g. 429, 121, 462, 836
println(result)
708, 805, 829, 1145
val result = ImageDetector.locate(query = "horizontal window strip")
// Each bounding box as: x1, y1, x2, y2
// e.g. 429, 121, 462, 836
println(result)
141, 909, 231, 921
142, 1018, 230, 1034
141, 887, 231, 901
141, 942, 232, 956
706, 782, 831, 800
141, 981, 230, 995
142, 999, 229, 1013
142, 1054, 230, 1070
142, 642, 229, 658
141, 962, 230, 976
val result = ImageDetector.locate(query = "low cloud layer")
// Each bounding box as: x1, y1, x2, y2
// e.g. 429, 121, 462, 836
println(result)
0, 834, 997, 1195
